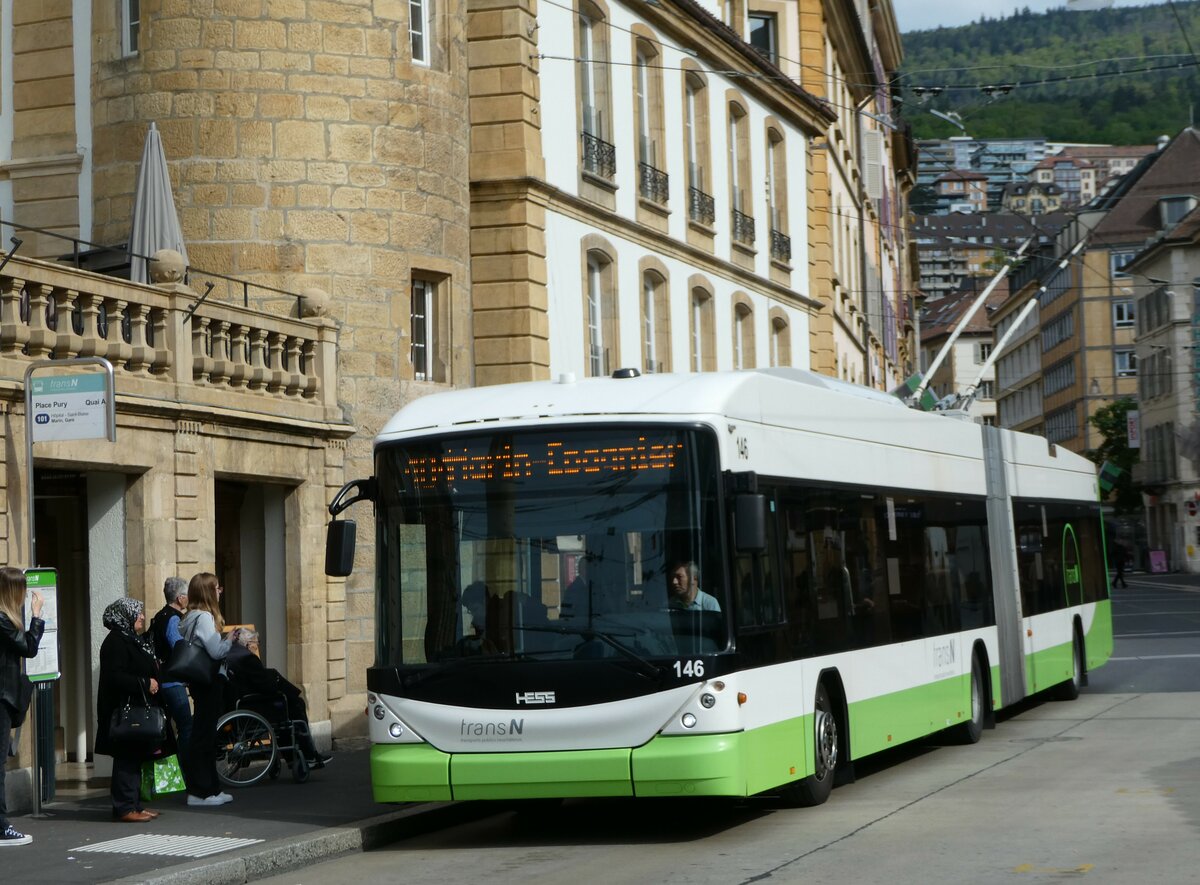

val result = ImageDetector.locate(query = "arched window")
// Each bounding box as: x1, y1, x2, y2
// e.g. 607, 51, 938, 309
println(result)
732, 297, 755, 370
728, 100, 753, 246
684, 69, 713, 225
769, 310, 791, 367
641, 269, 670, 373
582, 244, 619, 377
634, 36, 667, 203
689, 282, 715, 373
766, 126, 789, 262
578, 2, 615, 179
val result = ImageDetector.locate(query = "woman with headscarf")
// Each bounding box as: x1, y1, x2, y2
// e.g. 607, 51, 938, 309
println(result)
178, 573, 233, 807
0, 567, 43, 846
95, 597, 167, 822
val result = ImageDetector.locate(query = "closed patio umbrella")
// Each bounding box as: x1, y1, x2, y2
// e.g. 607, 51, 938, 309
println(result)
128, 122, 188, 283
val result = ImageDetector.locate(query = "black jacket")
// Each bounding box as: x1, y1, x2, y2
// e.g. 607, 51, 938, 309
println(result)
95, 630, 171, 760
0, 611, 43, 716
149, 604, 181, 664
226, 644, 301, 700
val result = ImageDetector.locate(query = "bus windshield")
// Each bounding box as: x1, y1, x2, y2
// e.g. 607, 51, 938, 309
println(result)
375, 425, 726, 667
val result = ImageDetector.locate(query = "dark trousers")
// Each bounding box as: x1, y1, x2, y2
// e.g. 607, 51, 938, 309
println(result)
110, 755, 143, 816
161, 683, 192, 762
182, 680, 222, 798
0, 700, 12, 827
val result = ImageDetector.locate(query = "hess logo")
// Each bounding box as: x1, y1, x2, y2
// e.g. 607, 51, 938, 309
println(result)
515, 691, 556, 705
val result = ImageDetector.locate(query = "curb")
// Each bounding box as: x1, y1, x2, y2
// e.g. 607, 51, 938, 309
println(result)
101, 801, 482, 885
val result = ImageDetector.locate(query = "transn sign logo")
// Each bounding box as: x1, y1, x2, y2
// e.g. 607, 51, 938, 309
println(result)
515, 691, 556, 705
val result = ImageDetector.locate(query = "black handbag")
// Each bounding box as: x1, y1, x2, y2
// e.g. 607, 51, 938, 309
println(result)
163, 637, 216, 686
109, 684, 166, 746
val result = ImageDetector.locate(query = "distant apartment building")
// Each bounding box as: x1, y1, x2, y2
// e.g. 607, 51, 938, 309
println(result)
934, 170, 989, 213
1049, 142, 1161, 195
1001, 181, 1064, 216
914, 212, 1067, 301
991, 130, 1192, 456
1033, 156, 1098, 207
916, 136, 1047, 212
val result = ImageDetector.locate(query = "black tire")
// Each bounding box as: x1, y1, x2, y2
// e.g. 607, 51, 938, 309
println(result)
780, 682, 838, 807
951, 653, 985, 744
216, 710, 278, 787
1054, 632, 1083, 701
292, 751, 310, 783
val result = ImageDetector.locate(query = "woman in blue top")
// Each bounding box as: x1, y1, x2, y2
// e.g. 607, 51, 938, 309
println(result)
178, 572, 233, 807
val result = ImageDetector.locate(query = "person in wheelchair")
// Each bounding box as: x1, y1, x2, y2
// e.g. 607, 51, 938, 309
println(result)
226, 628, 331, 769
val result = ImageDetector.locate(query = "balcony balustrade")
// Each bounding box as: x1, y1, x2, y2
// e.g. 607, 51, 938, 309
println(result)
639, 163, 669, 205
688, 187, 715, 226
581, 132, 617, 180
732, 209, 756, 246
770, 228, 791, 262
0, 255, 339, 424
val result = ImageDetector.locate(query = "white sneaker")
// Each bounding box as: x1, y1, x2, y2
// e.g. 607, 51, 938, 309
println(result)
186, 794, 225, 807
216, 792, 233, 804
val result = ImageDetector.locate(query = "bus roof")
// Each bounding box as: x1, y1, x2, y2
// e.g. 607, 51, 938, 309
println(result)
376, 368, 906, 442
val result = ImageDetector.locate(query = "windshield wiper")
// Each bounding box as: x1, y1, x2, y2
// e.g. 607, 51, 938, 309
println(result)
514, 624, 661, 679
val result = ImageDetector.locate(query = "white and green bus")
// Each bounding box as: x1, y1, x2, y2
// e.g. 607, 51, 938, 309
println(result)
326, 368, 1113, 806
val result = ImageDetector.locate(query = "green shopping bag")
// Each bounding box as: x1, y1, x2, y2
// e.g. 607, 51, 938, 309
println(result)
140, 753, 186, 801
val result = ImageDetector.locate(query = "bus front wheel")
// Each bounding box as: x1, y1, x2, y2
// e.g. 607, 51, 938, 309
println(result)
781, 682, 837, 807
1054, 632, 1083, 701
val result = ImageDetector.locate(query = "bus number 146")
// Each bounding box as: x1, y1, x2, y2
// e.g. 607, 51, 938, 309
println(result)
673, 659, 705, 678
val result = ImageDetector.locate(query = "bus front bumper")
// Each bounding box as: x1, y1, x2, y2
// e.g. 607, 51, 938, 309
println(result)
370, 733, 747, 802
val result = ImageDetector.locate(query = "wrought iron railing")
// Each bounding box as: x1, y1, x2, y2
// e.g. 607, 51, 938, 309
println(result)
688, 187, 715, 226
581, 132, 616, 180
770, 228, 791, 262
639, 163, 669, 205
732, 209, 756, 246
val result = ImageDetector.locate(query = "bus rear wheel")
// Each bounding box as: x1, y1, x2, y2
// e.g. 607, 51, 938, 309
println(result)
950, 653, 985, 744
780, 682, 837, 807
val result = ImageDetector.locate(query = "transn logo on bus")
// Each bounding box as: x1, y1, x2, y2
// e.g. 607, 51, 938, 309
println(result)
515, 691, 556, 704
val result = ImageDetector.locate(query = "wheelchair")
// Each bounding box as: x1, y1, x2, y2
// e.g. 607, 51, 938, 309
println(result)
215, 689, 315, 787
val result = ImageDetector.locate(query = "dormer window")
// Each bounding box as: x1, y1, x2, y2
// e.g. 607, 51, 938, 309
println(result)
1160, 195, 1197, 229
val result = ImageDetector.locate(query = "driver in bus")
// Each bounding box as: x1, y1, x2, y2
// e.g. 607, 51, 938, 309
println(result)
668, 561, 721, 612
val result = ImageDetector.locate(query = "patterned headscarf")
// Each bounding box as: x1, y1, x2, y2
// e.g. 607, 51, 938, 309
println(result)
102, 597, 155, 659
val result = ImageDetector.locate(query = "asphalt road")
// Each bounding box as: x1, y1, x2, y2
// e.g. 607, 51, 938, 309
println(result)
254, 575, 1200, 885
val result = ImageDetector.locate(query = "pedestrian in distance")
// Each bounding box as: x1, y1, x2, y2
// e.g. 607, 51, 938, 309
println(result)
96, 597, 170, 823
178, 573, 233, 807
150, 577, 193, 761
0, 567, 43, 846
1112, 542, 1129, 589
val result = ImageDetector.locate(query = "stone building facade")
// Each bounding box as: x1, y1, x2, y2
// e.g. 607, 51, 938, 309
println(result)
1, 0, 476, 807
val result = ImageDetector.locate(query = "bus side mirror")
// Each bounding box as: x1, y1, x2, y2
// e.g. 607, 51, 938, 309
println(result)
325, 519, 357, 577
735, 494, 767, 552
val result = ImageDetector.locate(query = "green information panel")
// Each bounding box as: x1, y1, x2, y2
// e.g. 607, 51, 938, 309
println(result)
24, 567, 59, 682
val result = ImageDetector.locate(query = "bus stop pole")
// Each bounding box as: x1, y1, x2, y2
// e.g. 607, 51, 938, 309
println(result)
24, 370, 42, 816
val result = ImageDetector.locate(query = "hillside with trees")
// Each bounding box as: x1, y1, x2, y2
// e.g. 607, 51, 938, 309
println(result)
900, 3, 1199, 143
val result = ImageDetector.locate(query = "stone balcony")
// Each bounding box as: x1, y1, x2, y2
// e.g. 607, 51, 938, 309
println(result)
0, 253, 344, 432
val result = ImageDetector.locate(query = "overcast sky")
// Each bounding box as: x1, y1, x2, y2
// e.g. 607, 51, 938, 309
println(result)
892, 0, 1164, 33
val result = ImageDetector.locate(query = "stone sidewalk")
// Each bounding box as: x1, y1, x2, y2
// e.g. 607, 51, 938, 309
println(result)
1, 748, 472, 885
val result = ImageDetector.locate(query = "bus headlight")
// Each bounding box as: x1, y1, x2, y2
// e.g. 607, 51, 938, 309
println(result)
389, 722, 404, 738
700, 693, 716, 708
681, 713, 697, 728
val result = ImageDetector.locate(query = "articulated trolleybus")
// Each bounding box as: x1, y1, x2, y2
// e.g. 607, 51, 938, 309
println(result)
326, 368, 1112, 806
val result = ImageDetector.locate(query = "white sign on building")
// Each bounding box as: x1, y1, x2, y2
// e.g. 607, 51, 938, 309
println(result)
29, 373, 110, 442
